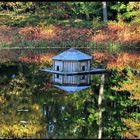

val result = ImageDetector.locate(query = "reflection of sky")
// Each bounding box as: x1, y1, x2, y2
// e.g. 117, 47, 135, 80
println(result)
11, 74, 16, 78
61, 106, 65, 111
54, 85, 90, 93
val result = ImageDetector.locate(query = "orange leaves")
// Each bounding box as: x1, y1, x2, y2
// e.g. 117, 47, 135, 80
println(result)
38, 53, 54, 64
92, 52, 140, 70
0, 25, 18, 44
18, 25, 91, 42
1, 21, 139, 52
107, 53, 140, 69
0, 21, 140, 53
91, 23, 121, 43
122, 118, 140, 139
18, 27, 41, 41
91, 33, 113, 43
91, 21, 140, 48
19, 53, 55, 65
107, 21, 125, 32
51, 26, 91, 42
19, 51, 140, 70
39, 25, 61, 40
91, 52, 106, 62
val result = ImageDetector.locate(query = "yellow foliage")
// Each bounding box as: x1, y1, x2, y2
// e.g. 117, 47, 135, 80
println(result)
32, 103, 40, 112
122, 118, 140, 139
112, 76, 140, 101
0, 96, 6, 104
0, 123, 46, 139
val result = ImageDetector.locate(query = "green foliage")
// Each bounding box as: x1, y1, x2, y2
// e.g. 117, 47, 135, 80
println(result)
111, 2, 140, 23
107, 42, 122, 53
0, 2, 140, 138
0, 61, 140, 139
0, 2, 140, 24
0, 2, 102, 21
111, 2, 127, 13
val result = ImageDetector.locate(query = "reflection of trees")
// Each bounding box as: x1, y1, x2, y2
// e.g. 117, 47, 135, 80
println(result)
40, 89, 99, 139
102, 70, 140, 139
0, 62, 139, 139
0, 63, 47, 139
42, 96, 67, 138
0, 90, 47, 138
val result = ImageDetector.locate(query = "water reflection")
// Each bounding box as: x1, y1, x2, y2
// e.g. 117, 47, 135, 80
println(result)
1, 60, 140, 139
42, 102, 57, 136
0, 65, 94, 139
54, 85, 90, 93
48, 121, 55, 133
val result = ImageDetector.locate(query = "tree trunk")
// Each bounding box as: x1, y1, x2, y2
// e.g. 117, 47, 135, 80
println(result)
102, 2, 108, 22
98, 74, 105, 139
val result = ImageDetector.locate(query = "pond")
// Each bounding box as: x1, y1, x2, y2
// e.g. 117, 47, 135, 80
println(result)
0, 57, 140, 139
0, 61, 99, 138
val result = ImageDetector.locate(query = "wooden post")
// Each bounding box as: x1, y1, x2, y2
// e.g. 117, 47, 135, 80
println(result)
98, 74, 105, 139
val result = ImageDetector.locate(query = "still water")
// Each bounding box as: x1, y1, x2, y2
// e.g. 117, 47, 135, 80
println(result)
1, 51, 139, 139
0, 62, 100, 139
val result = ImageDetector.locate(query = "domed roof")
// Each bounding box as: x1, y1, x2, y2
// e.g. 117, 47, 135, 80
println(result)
52, 48, 92, 61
